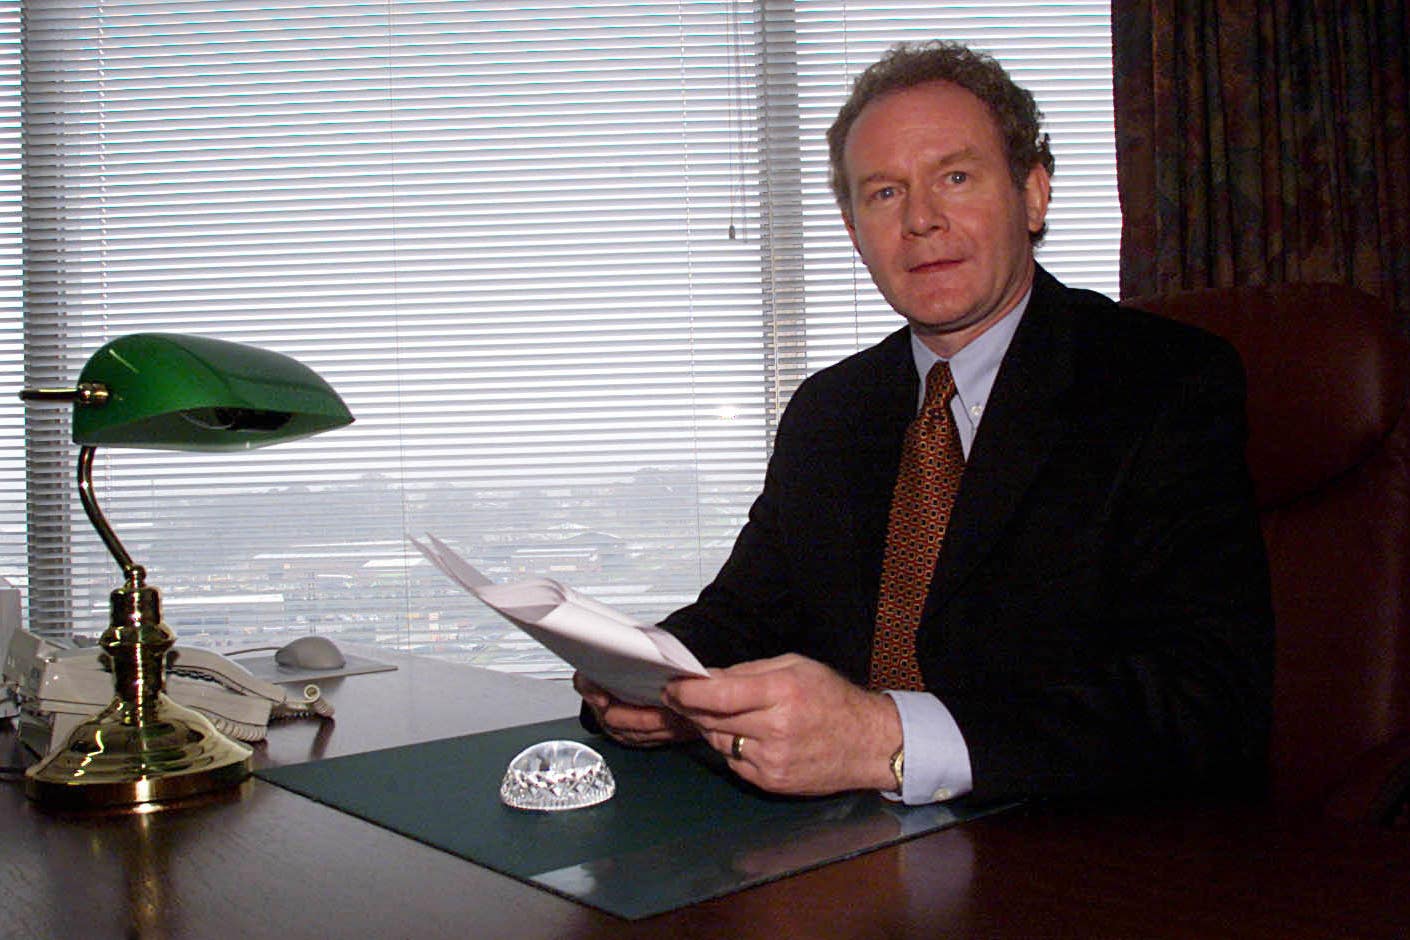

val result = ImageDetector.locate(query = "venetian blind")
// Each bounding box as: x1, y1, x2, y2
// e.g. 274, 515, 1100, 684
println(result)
14, 1, 1115, 676
0, 0, 19, 608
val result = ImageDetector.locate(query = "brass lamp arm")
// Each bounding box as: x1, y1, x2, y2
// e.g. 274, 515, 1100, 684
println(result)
76, 444, 144, 588
18, 383, 111, 406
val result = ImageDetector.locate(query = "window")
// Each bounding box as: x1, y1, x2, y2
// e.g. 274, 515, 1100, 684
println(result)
10, 2, 1115, 677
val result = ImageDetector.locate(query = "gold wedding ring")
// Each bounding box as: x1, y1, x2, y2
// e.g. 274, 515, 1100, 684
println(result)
730, 734, 745, 761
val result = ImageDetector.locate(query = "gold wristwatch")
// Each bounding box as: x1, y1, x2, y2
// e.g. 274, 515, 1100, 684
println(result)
889, 745, 905, 791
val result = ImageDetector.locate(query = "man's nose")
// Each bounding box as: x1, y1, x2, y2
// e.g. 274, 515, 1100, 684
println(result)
904, 189, 947, 235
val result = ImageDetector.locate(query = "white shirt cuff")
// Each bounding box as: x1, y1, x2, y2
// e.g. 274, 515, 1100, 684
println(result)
883, 690, 974, 804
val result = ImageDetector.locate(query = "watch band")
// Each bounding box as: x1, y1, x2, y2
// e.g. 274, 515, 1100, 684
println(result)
889, 744, 905, 792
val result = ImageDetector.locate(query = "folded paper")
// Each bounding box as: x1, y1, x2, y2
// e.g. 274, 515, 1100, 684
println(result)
410, 533, 708, 704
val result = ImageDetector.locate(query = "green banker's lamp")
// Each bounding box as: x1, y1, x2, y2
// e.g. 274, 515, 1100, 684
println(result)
19, 333, 354, 810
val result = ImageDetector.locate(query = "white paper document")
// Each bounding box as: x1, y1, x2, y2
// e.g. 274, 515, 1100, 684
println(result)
410, 533, 708, 705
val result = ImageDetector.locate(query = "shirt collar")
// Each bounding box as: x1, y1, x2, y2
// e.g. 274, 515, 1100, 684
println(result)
909, 288, 1031, 421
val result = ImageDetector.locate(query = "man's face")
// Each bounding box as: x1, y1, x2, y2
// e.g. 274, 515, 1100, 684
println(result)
842, 80, 1050, 357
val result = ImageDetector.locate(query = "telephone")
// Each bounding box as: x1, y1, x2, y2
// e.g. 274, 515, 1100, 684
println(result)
2, 626, 334, 757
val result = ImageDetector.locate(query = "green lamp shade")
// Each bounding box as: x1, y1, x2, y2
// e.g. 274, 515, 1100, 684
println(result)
73, 332, 354, 451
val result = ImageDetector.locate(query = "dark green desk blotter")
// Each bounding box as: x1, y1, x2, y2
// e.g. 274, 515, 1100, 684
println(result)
256, 716, 1005, 920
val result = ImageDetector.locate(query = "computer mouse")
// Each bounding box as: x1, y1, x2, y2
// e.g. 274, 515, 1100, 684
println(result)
275, 635, 346, 670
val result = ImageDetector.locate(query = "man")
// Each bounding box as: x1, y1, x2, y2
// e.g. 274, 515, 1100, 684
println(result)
576, 40, 1272, 805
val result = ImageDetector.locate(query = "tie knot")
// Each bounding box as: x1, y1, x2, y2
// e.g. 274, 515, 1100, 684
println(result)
922, 361, 956, 413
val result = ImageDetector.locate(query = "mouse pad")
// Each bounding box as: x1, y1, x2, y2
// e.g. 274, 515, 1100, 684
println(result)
255, 716, 1012, 920
235, 651, 397, 685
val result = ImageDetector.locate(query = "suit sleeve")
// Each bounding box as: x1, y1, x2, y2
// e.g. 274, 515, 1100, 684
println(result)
655, 343, 913, 680
657, 392, 820, 668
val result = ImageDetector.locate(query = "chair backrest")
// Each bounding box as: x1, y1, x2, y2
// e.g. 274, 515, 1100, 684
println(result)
1125, 282, 1410, 808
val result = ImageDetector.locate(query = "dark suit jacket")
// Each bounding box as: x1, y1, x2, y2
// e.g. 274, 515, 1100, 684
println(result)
662, 266, 1274, 800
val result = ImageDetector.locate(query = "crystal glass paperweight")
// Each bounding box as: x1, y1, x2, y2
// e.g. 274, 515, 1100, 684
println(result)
500, 740, 616, 811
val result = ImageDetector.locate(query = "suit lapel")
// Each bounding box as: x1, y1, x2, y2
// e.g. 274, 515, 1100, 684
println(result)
930, 269, 1077, 605
846, 329, 921, 627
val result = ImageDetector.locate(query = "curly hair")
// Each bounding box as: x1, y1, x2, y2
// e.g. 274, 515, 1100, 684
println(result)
826, 41, 1055, 243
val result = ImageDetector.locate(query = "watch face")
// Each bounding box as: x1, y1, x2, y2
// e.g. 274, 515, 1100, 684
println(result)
890, 746, 904, 790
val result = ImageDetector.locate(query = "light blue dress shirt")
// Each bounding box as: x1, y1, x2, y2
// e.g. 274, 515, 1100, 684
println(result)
883, 290, 1030, 804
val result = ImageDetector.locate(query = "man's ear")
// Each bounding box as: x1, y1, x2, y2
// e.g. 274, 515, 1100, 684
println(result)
842, 210, 862, 254
1024, 165, 1051, 235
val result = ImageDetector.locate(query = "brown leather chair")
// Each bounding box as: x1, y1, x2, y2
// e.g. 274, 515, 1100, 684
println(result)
1125, 283, 1410, 822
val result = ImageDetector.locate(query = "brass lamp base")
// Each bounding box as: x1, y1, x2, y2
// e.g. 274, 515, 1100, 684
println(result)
24, 692, 252, 810
24, 563, 252, 811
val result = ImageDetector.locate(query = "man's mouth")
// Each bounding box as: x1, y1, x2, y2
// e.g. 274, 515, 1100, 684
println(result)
908, 257, 962, 274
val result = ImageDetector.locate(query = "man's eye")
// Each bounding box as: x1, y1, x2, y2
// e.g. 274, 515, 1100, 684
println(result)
870, 185, 898, 202
947, 171, 968, 184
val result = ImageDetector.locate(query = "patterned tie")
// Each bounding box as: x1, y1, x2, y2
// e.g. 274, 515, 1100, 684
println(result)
869, 361, 965, 691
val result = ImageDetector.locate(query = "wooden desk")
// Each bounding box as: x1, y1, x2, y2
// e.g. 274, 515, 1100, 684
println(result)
2, 651, 1408, 939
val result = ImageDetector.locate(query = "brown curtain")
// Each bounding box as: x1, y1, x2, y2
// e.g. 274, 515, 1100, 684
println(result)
1113, 1, 1410, 328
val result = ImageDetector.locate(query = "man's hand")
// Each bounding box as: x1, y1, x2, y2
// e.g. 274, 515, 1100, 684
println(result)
663, 654, 902, 796
572, 672, 698, 748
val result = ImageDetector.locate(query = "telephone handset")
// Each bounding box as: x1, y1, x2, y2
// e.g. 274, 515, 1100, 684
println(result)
2, 627, 334, 756
167, 645, 335, 737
